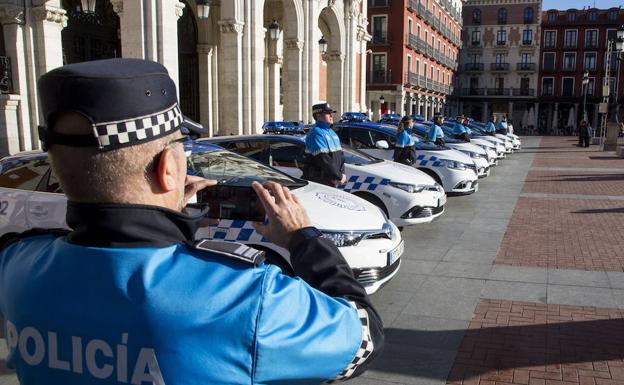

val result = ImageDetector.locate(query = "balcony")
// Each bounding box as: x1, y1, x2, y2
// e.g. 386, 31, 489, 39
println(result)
517, 63, 536, 71
470, 40, 481, 47
522, 40, 533, 46
418, 76, 427, 89
407, 71, 419, 86
0, 56, 13, 94
487, 88, 511, 96
464, 63, 484, 72
490, 63, 510, 71
461, 88, 485, 96
496, 40, 507, 46
371, 70, 389, 84
408, 0, 418, 11
512, 88, 535, 96
370, 35, 388, 45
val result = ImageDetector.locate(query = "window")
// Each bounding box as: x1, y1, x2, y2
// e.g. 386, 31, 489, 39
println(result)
423, 63, 428, 78
522, 29, 533, 44
547, 12, 556, 22
470, 77, 479, 89
585, 30, 598, 48
544, 31, 556, 48
608, 10, 618, 21
408, 18, 413, 35
407, 55, 412, 74
372, 16, 388, 44
495, 53, 505, 64
607, 29, 617, 45
416, 59, 420, 75
520, 77, 530, 90
586, 78, 595, 96
268, 141, 307, 169
498, 8, 507, 24
469, 54, 480, 64
588, 10, 597, 21
370, 0, 389, 6
339, 127, 374, 149
584, 53, 596, 71
436, 68, 440, 81
564, 30, 577, 48
567, 11, 576, 22
471, 30, 481, 45
496, 29, 507, 45
370, 130, 395, 147
495, 77, 504, 90
608, 77, 616, 98
543, 52, 556, 71
524, 7, 534, 23
521, 53, 531, 64
542, 78, 554, 96
562, 78, 574, 96
0, 157, 51, 191
220, 140, 269, 162
563, 53, 576, 71
372, 54, 387, 83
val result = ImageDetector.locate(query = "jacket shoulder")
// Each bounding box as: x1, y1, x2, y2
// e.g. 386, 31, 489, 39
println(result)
192, 239, 266, 267
0, 228, 69, 252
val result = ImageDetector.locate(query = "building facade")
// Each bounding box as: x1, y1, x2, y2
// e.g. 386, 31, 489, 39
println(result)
457, 0, 541, 127
0, 0, 371, 156
366, 0, 462, 120
537, 7, 624, 135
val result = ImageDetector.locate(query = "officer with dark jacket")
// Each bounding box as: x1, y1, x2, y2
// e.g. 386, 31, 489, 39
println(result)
0, 59, 383, 385
394, 116, 417, 165
303, 103, 346, 187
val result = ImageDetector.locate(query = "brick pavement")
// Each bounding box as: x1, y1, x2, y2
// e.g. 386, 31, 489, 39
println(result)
446, 299, 624, 385
522, 170, 624, 196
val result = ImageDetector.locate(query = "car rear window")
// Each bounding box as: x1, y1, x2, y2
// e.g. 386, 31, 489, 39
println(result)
0, 157, 50, 191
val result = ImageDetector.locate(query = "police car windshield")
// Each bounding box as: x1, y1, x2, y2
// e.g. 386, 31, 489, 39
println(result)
188, 150, 306, 188
342, 146, 382, 165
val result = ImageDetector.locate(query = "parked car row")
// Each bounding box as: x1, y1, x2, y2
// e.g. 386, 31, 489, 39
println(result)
0, 113, 520, 295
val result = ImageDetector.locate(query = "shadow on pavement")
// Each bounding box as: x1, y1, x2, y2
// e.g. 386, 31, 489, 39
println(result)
372, 319, 624, 381
573, 207, 624, 214
547, 174, 624, 182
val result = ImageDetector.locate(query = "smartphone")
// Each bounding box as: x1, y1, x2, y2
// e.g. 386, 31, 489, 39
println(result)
197, 184, 266, 222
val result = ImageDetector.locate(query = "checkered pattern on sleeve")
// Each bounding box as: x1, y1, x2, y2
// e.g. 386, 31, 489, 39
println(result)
338, 175, 390, 192
327, 301, 375, 383
93, 104, 183, 150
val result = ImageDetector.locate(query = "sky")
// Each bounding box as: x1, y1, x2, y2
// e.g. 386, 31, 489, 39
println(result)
542, 0, 623, 10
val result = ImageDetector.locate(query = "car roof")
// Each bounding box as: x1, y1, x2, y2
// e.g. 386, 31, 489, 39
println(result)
198, 134, 305, 144
334, 121, 398, 136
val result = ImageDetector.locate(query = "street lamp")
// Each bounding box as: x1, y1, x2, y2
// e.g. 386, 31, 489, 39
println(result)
318, 36, 328, 55
582, 70, 589, 122
196, 0, 212, 20
617, 25, 624, 53
268, 20, 281, 41
80, 0, 96, 13
379, 95, 385, 104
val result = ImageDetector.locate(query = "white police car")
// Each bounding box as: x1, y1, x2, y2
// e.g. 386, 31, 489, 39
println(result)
332, 121, 479, 195
0, 144, 403, 294
202, 134, 447, 227
438, 121, 504, 163
464, 121, 514, 153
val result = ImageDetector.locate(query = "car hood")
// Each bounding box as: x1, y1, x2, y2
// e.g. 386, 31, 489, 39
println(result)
470, 138, 496, 149
418, 148, 473, 164
445, 142, 487, 155
352, 160, 438, 186
292, 182, 388, 231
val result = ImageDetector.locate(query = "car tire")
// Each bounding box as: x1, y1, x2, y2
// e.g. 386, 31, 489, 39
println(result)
417, 168, 443, 186
353, 192, 389, 218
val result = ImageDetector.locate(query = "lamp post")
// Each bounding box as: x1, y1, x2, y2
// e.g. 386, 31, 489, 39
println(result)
268, 20, 281, 41
318, 36, 328, 55
196, 0, 212, 20
582, 70, 589, 123
411, 96, 417, 115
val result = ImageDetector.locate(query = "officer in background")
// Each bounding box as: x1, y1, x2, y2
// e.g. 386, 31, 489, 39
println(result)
0, 59, 383, 385
428, 114, 446, 146
496, 115, 509, 135
452, 115, 472, 142
394, 116, 417, 165
303, 102, 346, 187
485, 115, 497, 136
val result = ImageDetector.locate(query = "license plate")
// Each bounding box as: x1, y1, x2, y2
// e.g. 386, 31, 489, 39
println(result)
388, 241, 404, 266
438, 195, 447, 207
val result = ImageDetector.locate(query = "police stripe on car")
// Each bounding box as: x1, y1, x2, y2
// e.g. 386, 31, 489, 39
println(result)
338, 175, 391, 192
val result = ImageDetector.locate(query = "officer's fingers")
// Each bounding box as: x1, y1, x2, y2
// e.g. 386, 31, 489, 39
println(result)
264, 181, 287, 206
252, 182, 280, 216
282, 185, 295, 203
251, 221, 269, 237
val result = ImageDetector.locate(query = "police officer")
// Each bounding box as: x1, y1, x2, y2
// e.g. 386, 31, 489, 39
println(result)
496, 115, 509, 135
485, 115, 497, 136
394, 116, 417, 165
0, 59, 383, 385
452, 115, 472, 142
303, 103, 346, 187
428, 114, 446, 146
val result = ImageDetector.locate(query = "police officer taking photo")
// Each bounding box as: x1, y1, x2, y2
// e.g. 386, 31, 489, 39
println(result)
303, 103, 347, 187
0, 59, 383, 385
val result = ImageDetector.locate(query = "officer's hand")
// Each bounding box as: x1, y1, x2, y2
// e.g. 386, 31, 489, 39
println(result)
251, 181, 311, 249
183, 176, 217, 206
341, 174, 347, 184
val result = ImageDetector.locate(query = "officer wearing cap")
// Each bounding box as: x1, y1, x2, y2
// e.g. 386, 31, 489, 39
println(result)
394, 116, 417, 165
485, 115, 497, 135
452, 115, 472, 142
302, 102, 346, 187
428, 114, 446, 146
0, 59, 383, 384
496, 115, 509, 135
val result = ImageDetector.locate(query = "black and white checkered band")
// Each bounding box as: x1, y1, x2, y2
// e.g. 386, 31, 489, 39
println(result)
92, 104, 183, 150
327, 302, 375, 383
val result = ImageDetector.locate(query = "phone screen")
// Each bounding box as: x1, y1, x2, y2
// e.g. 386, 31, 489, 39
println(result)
197, 184, 266, 222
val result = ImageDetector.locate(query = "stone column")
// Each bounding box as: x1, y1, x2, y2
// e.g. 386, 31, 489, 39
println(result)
111, 0, 146, 58
553, 102, 559, 133
304, 0, 320, 124
508, 101, 514, 120
534, 102, 539, 133
197, 44, 215, 136
395, 93, 405, 116
159, 0, 185, 88
283, 39, 304, 121
326, 50, 345, 116
218, 19, 245, 135
266, 54, 283, 121
423, 98, 430, 120
483, 102, 489, 121
0, 95, 21, 156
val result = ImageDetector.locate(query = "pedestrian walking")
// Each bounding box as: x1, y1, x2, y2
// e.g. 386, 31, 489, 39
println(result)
394, 116, 417, 165
0, 59, 383, 385
428, 114, 446, 146
578, 120, 591, 147
303, 102, 347, 187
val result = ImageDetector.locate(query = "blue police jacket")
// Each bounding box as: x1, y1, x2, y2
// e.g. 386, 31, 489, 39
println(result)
496, 121, 508, 130
395, 129, 415, 148
452, 123, 469, 135
0, 203, 383, 385
485, 121, 496, 133
303, 121, 345, 184
428, 124, 444, 141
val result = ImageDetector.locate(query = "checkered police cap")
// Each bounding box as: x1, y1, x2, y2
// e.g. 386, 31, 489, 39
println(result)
38, 58, 187, 151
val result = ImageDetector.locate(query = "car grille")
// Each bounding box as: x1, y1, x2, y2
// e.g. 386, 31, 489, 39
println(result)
467, 164, 477, 172
362, 222, 394, 240
401, 205, 444, 219
353, 259, 401, 287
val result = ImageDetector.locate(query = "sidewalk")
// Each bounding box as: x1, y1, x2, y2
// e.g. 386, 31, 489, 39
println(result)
353, 136, 624, 385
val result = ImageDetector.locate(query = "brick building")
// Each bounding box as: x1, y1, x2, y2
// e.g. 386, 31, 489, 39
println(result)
366, 0, 462, 120
456, 0, 541, 128
537, 7, 624, 135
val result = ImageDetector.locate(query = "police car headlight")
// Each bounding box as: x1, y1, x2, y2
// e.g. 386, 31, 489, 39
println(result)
389, 182, 425, 193
321, 231, 366, 247
439, 159, 467, 170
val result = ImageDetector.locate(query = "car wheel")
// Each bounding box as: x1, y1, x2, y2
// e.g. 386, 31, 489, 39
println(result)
353, 192, 389, 218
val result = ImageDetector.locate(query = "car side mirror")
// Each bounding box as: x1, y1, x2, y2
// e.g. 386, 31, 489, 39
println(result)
375, 140, 389, 149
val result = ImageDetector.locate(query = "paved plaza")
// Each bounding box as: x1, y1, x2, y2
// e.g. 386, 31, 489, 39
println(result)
2, 136, 624, 385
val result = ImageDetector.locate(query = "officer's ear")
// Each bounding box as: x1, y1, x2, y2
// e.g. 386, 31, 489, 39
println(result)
155, 147, 181, 193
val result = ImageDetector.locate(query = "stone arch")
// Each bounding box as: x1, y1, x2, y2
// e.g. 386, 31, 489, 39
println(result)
318, 5, 345, 114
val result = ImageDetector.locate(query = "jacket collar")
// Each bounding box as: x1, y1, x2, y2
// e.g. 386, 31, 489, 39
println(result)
315, 121, 332, 129
65, 202, 206, 248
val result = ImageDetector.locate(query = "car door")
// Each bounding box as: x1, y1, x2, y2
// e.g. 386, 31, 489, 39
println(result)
268, 140, 306, 178
28, 164, 68, 230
